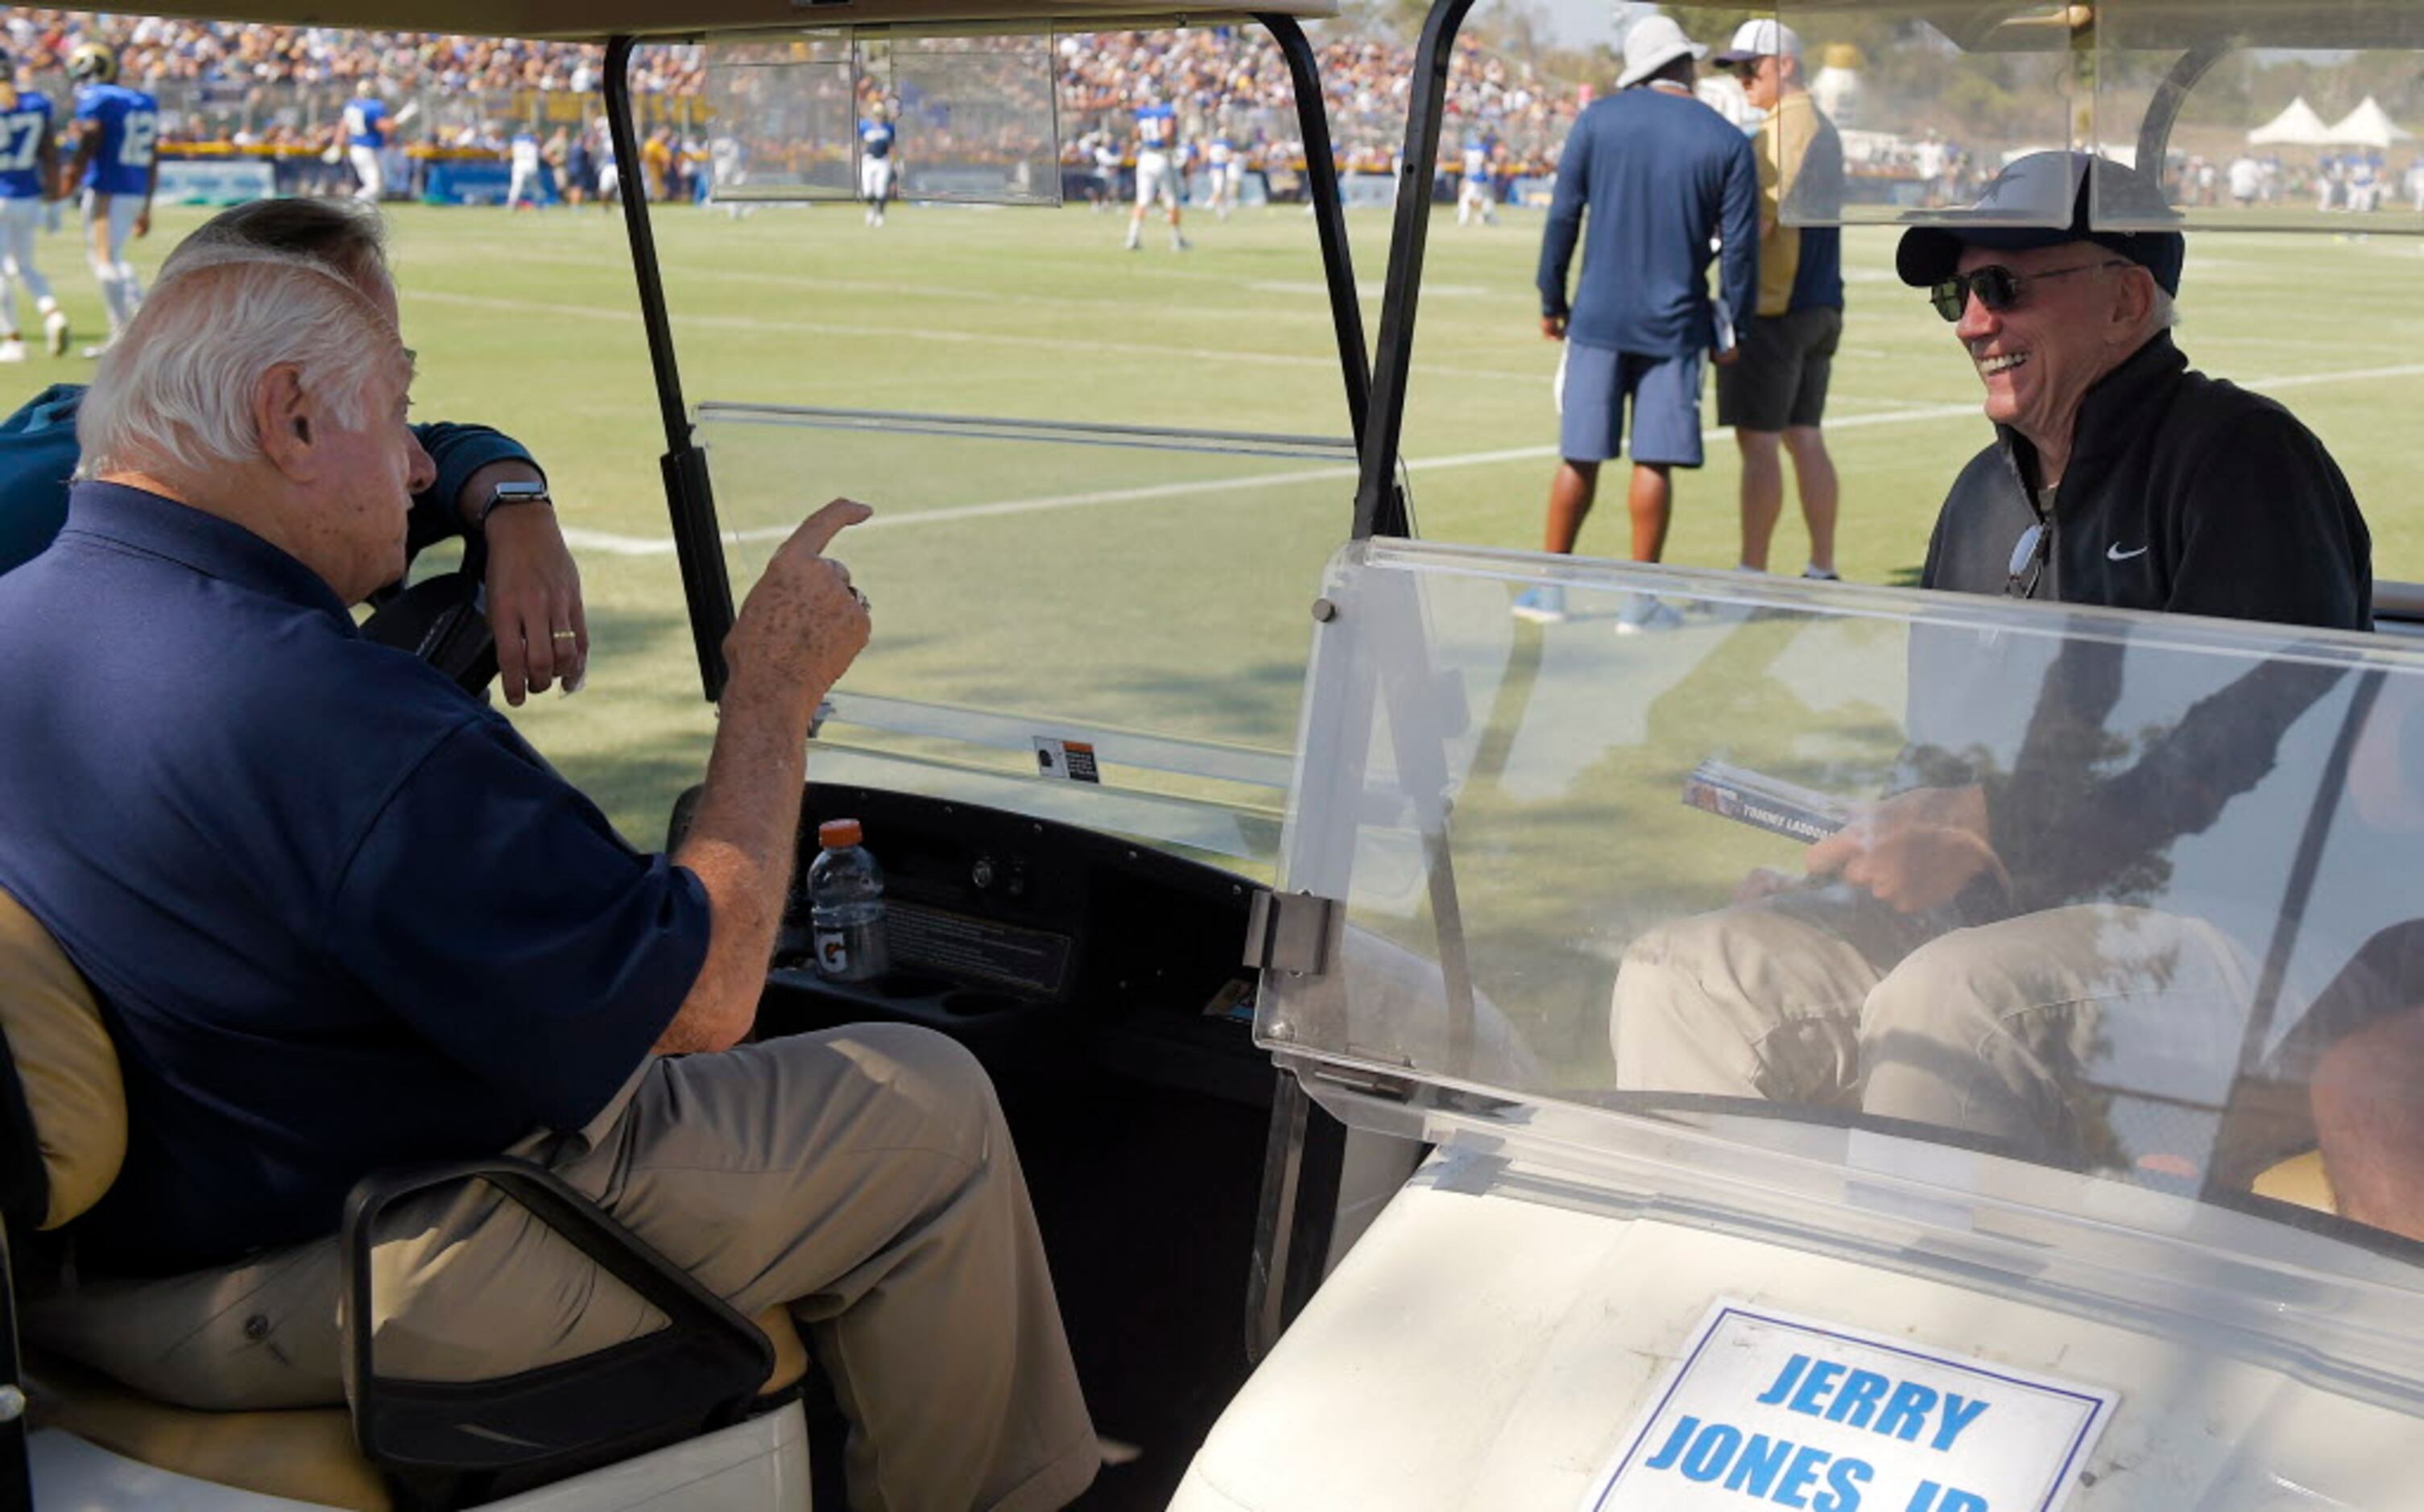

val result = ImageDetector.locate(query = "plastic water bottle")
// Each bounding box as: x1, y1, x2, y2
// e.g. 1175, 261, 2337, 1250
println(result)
808, 818, 889, 984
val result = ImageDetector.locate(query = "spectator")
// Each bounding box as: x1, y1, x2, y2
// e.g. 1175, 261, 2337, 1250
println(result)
1518, 16, 1757, 632
1712, 20, 1847, 583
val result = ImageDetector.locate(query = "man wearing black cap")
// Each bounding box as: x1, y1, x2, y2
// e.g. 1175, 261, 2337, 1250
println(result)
1898, 150, 2368, 630
1611, 155, 2376, 1167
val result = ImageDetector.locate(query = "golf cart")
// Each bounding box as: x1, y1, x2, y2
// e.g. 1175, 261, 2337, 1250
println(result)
0, 1, 1402, 1509
5, 1, 2424, 1510
1167, 1, 2424, 1508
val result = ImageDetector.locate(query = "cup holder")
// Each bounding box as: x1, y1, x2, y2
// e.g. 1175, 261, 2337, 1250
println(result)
941, 989, 1021, 1017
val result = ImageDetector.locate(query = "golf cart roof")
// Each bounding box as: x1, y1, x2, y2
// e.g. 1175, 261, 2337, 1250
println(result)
1869, 1, 2424, 53
97, 0, 1336, 42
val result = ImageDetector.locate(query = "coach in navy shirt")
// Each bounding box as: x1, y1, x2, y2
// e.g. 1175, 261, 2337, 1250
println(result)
0, 218, 1098, 1509
1516, 15, 1757, 633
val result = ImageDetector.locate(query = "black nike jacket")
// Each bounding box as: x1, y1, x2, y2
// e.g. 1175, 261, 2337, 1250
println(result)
1918, 330, 2372, 631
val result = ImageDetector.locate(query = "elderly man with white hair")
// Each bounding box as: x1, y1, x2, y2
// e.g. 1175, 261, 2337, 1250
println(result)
0, 213, 1099, 1512
0, 199, 589, 706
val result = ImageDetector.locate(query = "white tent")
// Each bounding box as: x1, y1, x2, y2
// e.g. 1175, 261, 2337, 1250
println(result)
2324, 96, 2414, 149
2249, 96, 2332, 146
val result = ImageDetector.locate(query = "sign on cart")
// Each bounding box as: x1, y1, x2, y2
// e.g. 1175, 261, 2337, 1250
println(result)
1583, 1300, 2117, 1512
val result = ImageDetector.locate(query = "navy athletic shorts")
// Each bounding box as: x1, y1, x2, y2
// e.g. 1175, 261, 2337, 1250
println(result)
1557, 340, 1705, 468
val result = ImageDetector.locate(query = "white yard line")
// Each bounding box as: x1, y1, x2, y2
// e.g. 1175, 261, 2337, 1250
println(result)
540, 350, 2424, 556
412, 288, 1349, 372
411, 287, 1555, 382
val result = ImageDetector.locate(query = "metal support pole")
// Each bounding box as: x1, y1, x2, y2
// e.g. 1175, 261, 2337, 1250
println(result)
1259, 13, 1371, 444
1353, 0, 1476, 540
605, 35, 736, 702
2136, 43, 2230, 203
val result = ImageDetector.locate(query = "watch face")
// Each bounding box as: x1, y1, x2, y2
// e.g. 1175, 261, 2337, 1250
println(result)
486, 482, 551, 518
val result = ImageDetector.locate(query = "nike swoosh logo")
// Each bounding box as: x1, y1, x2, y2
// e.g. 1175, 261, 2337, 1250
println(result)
2108, 543, 2149, 561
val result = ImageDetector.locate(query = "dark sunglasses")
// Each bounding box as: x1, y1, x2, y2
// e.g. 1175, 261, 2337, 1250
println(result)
2007, 522, 2050, 599
1929, 258, 2129, 322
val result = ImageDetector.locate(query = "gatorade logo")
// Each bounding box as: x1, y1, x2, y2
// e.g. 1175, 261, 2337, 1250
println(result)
817, 932, 849, 973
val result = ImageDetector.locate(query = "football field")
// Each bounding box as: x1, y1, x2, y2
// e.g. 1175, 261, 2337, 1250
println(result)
9, 199, 2420, 846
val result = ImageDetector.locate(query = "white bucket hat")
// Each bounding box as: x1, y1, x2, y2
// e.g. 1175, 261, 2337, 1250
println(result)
1615, 14, 1710, 90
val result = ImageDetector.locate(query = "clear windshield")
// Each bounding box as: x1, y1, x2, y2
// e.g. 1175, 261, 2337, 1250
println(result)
1263, 540, 2424, 1348
2095, 0, 2424, 232
1770, 1, 2084, 225
694, 406, 1359, 870
701, 29, 1061, 205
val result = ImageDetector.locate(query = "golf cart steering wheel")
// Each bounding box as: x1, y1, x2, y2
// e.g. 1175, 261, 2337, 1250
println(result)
359, 556, 499, 696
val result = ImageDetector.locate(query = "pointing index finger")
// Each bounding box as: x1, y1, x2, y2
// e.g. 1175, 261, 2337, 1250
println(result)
796, 498, 874, 556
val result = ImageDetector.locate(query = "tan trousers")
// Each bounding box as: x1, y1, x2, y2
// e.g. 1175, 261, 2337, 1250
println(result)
1611, 890, 2257, 1165
33, 1024, 1100, 1512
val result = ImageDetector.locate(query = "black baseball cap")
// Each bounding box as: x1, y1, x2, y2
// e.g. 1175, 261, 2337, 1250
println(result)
1896, 151, 2185, 296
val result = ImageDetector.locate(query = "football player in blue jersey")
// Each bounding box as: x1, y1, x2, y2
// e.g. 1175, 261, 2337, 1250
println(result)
61, 43, 155, 360
596, 126, 622, 208
342, 79, 394, 202
507, 124, 545, 210
1457, 131, 1499, 226
1124, 93, 1188, 252
858, 101, 896, 229
0, 48, 68, 361
1204, 131, 1240, 221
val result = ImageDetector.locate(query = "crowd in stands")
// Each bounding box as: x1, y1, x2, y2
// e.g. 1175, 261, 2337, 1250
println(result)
0, 9, 701, 94
1, 11, 1586, 183
1055, 27, 1582, 176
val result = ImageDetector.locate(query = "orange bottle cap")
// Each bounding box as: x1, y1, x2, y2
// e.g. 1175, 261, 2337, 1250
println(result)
818, 818, 863, 849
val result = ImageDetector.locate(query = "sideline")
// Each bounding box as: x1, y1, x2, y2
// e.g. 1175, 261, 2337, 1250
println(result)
554, 359, 2424, 556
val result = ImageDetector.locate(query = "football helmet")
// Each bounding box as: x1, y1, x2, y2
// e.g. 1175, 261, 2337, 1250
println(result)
66, 42, 116, 84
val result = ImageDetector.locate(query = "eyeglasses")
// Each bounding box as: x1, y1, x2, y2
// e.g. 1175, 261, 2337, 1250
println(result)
1929, 259, 2129, 322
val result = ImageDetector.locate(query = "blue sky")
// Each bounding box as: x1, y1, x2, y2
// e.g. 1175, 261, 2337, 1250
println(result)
1540, 0, 1625, 49
1532, 0, 1628, 48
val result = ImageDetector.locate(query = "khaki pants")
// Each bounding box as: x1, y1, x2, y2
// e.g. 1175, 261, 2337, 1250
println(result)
1611, 889, 2257, 1165
34, 1024, 1100, 1512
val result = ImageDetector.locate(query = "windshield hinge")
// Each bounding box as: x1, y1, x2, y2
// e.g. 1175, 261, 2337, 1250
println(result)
1305, 1063, 1416, 1102
1243, 890, 1339, 977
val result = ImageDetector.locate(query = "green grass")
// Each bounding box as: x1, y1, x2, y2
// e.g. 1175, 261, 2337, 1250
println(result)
11, 199, 2420, 854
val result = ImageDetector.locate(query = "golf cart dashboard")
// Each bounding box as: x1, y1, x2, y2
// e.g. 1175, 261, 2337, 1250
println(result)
671, 783, 1271, 1101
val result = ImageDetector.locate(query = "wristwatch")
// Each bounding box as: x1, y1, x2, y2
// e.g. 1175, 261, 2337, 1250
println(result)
478, 478, 552, 527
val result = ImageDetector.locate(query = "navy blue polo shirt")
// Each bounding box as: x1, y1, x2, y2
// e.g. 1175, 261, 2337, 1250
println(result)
0, 483, 707, 1274
1537, 87, 1760, 357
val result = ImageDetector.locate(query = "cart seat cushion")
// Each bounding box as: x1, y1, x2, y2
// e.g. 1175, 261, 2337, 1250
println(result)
0, 886, 126, 1229
22, 1306, 804, 1512
27, 1347, 390, 1511
2252, 1148, 2339, 1215
758, 1304, 809, 1396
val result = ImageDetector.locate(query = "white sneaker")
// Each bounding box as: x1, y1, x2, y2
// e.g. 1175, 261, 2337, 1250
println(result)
42, 312, 67, 357
0, 340, 24, 363
1614, 594, 1684, 636
79, 341, 114, 360
1509, 585, 1567, 624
